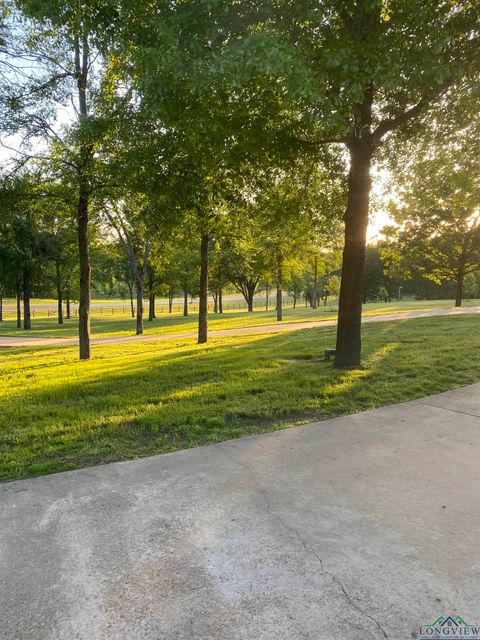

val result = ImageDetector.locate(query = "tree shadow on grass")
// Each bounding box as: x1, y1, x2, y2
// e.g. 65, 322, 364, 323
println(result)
1, 315, 479, 481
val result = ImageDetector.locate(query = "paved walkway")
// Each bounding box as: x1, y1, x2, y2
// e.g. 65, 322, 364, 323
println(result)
1, 384, 479, 639
1, 305, 479, 348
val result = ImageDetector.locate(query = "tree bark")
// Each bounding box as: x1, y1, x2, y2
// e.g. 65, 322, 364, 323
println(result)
276, 255, 283, 322
197, 233, 209, 344
66, 289, 71, 320
213, 291, 218, 313
219, 288, 223, 313
168, 288, 173, 313
0, 294, 2, 321
75, 31, 92, 360
57, 284, 64, 325
136, 280, 144, 335
183, 285, 189, 316
147, 267, 156, 321
127, 281, 135, 317
148, 292, 156, 321
311, 256, 318, 309
335, 142, 373, 368
455, 266, 465, 307
23, 270, 31, 330
16, 290, 21, 328
77, 185, 91, 358
247, 288, 254, 312
293, 292, 297, 309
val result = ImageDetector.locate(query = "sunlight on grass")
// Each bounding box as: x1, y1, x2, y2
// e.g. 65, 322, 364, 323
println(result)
1, 315, 480, 481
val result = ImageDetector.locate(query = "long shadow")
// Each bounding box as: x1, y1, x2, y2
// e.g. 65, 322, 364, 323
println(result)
1, 315, 479, 481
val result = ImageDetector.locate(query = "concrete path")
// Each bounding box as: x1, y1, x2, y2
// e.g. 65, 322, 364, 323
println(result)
1, 384, 479, 639
1, 305, 479, 348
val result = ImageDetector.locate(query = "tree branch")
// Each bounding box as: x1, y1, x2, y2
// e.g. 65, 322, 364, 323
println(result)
373, 97, 429, 142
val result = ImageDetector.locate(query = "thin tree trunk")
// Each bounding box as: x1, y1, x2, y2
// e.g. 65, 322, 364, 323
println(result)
77, 183, 91, 358
57, 284, 64, 325
0, 293, 3, 321
16, 290, 21, 328
168, 288, 173, 313
197, 233, 209, 344
136, 280, 144, 335
276, 255, 283, 322
127, 281, 135, 317
23, 271, 31, 330
335, 143, 373, 368
293, 292, 297, 309
148, 292, 156, 321
135, 243, 150, 335
213, 291, 218, 313
183, 285, 189, 317
219, 288, 223, 313
311, 256, 318, 309
66, 289, 71, 320
265, 287, 269, 311
148, 268, 156, 321
455, 266, 465, 307
276, 284, 283, 321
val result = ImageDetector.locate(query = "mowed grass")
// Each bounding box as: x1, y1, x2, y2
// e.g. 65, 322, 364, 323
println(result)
0, 297, 478, 339
1, 314, 480, 481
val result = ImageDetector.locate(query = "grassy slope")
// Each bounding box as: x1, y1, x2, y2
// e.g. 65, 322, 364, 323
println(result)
1, 314, 479, 481
0, 298, 478, 339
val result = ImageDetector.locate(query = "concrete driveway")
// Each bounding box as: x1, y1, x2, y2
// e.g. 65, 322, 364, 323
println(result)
1, 384, 479, 640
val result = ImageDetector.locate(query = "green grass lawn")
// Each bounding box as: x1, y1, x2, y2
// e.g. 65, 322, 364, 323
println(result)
1, 297, 478, 339
1, 314, 479, 481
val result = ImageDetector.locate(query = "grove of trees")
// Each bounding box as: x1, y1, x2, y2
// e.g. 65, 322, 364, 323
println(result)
0, 0, 479, 366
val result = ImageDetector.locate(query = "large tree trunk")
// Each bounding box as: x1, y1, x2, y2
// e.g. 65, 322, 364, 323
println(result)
16, 290, 21, 328
197, 233, 209, 344
183, 285, 189, 317
218, 288, 223, 313
455, 267, 465, 307
23, 270, 31, 330
335, 143, 373, 368
77, 185, 91, 359
247, 288, 254, 312
75, 31, 92, 360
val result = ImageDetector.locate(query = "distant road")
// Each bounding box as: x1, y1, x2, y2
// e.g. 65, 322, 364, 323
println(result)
1, 306, 478, 348
1, 294, 284, 312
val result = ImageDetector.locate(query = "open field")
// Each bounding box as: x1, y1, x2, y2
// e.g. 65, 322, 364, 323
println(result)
1, 297, 479, 339
1, 313, 480, 482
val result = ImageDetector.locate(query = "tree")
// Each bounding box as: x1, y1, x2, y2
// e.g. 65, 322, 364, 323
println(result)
382, 148, 480, 307
0, 175, 50, 330
104, 196, 153, 335
13, 0, 113, 357
126, 0, 480, 365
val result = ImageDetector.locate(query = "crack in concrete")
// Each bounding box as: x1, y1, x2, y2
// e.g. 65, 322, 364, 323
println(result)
416, 401, 480, 421
217, 443, 389, 640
